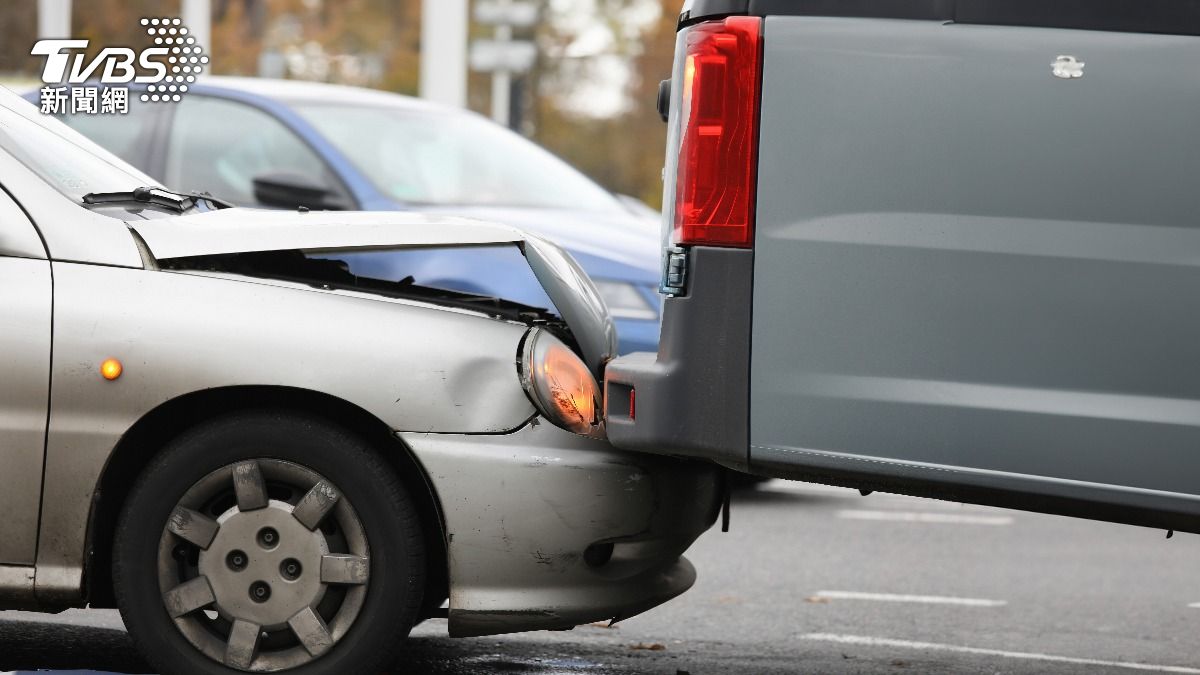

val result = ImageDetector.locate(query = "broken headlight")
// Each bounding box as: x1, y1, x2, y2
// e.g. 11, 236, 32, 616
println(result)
518, 327, 604, 439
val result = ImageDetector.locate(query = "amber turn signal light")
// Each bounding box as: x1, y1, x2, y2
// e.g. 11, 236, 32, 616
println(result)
100, 358, 123, 380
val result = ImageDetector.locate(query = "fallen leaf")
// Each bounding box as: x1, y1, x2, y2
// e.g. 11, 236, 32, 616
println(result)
805, 596, 830, 604
630, 642, 666, 651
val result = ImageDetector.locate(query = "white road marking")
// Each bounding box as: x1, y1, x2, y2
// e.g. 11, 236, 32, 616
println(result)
1187, 602, 1200, 608
812, 591, 1006, 607
762, 480, 858, 495
800, 634, 1200, 674
837, 509, 1013, 525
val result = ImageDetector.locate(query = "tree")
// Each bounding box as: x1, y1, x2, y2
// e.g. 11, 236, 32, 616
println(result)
529, 0, 677, 208
2, 0, 680, 208
0, 2, 37, 76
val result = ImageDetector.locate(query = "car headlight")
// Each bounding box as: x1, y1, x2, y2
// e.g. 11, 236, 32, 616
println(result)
592, 280, 658, 321
518, 328, 604, 439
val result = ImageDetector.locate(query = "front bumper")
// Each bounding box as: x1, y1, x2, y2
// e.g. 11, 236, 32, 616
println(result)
398, 420, 721, 638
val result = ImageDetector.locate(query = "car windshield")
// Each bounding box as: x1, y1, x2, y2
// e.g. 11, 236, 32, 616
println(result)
291, 102, 624, 213
0, 88, 155, 202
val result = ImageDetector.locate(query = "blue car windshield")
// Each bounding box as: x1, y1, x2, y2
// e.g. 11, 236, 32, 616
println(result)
292, 102, 624, 214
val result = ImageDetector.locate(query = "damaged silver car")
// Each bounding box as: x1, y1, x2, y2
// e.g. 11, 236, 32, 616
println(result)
0, 87, 720, 674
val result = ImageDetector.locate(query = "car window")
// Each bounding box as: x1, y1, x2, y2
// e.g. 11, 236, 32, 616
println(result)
164, 96, 330, 206
292, 103, 624, 213
58, 100, 155, 170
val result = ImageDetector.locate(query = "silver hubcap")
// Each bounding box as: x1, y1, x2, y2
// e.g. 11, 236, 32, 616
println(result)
158, 460, 370, 672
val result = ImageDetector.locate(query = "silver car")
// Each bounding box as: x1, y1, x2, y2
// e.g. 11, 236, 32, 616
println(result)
0, 87, 719, 674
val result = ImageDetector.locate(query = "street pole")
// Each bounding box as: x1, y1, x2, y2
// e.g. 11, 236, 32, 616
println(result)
36, 0, 71, 38
181, 0, 211, 64
420, 0, 468, 108
490, 0, 512, 127
471, 0, 536, 129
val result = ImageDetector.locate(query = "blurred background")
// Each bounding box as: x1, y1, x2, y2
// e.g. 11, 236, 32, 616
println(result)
0, 0, 675, 210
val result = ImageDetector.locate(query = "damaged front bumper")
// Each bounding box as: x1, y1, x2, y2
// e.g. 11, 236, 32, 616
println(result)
399, 420, 721, 638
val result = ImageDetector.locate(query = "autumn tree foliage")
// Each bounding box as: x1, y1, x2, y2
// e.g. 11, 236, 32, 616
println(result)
1, 0, 679, 209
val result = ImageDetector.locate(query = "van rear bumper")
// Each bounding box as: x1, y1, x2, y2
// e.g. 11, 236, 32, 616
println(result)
603, 246, 754, 468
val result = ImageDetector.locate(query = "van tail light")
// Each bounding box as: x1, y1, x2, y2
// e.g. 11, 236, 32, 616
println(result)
673, 16, 763, 249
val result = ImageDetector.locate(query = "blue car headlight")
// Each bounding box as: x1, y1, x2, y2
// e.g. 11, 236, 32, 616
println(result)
592, 280, 657, 321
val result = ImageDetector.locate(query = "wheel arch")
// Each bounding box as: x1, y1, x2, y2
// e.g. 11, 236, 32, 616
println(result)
84, 385, 449, 616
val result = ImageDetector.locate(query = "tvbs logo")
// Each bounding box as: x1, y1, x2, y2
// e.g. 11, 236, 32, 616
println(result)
33, 18, 208, 115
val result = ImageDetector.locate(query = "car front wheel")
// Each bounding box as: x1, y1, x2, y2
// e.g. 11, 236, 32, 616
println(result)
113, 411, 425, 674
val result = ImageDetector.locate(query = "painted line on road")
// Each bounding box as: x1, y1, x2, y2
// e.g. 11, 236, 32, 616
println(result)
813, 591, 1006, 607
800, 634, 1200, 674
1187, 602, 1200, 608
762, 480, 859, 495
837, 509, 1013, 525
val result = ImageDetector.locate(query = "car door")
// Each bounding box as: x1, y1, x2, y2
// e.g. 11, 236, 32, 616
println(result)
0, 185, 52, 565
751, 18, 1200, 502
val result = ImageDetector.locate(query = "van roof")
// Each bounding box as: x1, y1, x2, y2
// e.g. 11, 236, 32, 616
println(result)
681, 0, 1200, 37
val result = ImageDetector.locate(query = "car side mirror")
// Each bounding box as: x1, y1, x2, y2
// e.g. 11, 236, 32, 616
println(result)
251, 172, 348, 210
657, 78, 671, 122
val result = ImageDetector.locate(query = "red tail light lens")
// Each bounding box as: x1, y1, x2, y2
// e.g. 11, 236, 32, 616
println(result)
673, 16, 763, 248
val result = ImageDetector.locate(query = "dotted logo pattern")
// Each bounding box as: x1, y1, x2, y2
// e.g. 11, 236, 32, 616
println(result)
138, 17, 208, 103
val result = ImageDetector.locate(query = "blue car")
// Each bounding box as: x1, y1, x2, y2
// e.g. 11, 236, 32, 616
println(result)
36, 78, 661, 353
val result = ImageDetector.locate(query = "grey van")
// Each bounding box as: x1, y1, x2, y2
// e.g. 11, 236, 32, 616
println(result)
605, 0, 1200, 533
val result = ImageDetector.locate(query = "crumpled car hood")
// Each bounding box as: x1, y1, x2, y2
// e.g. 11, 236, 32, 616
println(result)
130, 207, 618, 378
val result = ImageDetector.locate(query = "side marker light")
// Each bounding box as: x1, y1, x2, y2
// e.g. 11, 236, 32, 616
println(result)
100, 358, 123, 381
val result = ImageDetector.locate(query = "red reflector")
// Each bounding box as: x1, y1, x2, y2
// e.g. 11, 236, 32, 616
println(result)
629, 388, 636, 420
673, 16, 762, 249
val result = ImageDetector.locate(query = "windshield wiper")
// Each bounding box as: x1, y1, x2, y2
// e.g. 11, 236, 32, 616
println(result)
82, 186, 234, 212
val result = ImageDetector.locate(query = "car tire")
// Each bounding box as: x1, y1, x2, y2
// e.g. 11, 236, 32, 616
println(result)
112, 410, 425, 674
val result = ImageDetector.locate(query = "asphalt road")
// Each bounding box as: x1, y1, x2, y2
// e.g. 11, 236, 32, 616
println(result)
4, 479, 1200, 674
